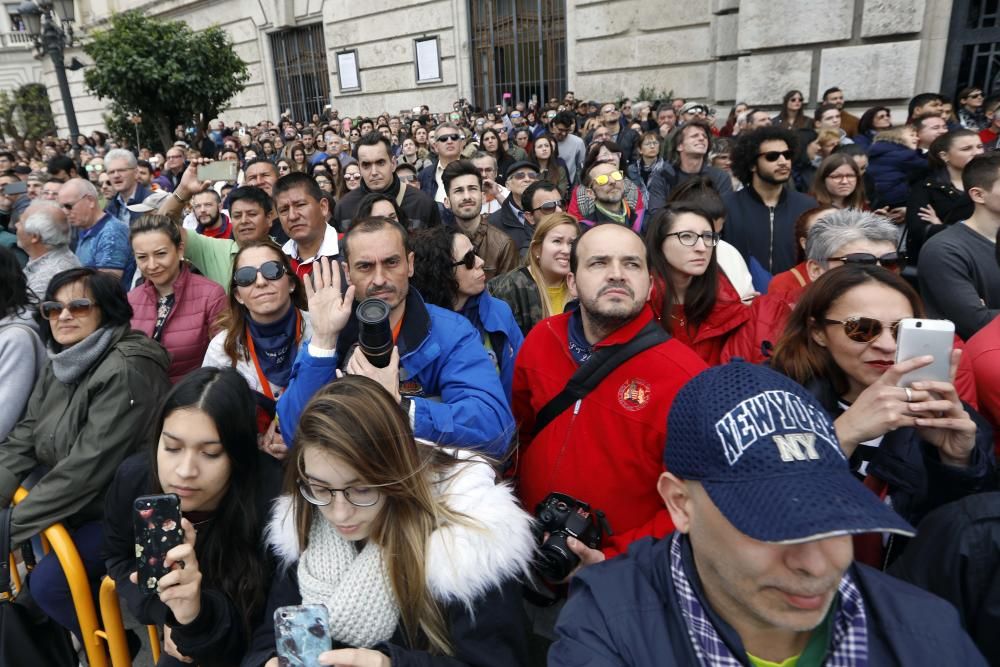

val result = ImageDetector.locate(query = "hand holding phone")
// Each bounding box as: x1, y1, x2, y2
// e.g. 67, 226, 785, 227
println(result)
198, 160, 237, 183
133, 494, 184, 595
274, 604, 330, 666
894, 319, 954, 387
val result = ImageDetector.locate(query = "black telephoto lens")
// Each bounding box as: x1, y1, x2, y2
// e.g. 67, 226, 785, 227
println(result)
356, 298, 393, 368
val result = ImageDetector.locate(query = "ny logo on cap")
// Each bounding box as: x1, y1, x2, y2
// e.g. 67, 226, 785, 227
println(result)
772, 433, 819, 462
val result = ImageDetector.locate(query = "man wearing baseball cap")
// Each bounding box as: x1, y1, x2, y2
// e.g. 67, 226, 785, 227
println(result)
550, 361, 986, 666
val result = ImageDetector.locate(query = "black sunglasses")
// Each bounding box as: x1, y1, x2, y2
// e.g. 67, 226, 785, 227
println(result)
233, 260, 287, 287
821, 316, 901, 343
532, 200, 562, 214
451, 249, 478, 270
436, 134, 463, 143
827, 252, 904, 272
758, 150, 795, 162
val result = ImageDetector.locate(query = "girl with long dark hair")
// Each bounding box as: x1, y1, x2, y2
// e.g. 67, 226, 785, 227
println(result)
103, 367, 282, 666
772, 90, 810, 130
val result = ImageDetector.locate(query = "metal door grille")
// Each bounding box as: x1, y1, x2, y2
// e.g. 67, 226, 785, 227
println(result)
270, 23, 330, 124
944, 0, 1000, 97
469, 0, 567, 110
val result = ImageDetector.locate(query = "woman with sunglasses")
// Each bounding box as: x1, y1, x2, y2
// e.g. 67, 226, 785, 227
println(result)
410, 226, 523, 401
247, 375, 533, 667
103, 367, 281, 666
810, 153, 866, 210
853, 106, 893, 150
644, 205, 752, 366
338, 160, 362, 198
128, 214, 227, 383
770, 264, 993, 565
531, 132, 569, 200
0, 268, 170, 639
905, 129, 984, 262
276, 158, 292, 178
771, 90, 810, 131
489, 212, 579, 336
479, 128, 515, 186
202, 242, 311, 459
956, 87, 987, 131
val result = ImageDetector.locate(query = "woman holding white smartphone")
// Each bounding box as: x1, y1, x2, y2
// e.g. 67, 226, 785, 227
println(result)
770, 264, 994, 564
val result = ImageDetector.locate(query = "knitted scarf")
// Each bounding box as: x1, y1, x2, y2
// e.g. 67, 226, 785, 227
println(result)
48, 325, 118, 384
298, 514, 400, 648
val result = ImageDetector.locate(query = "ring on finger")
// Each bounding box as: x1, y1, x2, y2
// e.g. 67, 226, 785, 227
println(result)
904, 387, 914, 402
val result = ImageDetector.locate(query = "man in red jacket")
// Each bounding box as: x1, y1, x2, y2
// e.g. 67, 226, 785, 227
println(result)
513, 223, 707, 570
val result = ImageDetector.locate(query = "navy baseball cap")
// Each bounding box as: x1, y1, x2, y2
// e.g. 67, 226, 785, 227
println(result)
665, 361, 916, 544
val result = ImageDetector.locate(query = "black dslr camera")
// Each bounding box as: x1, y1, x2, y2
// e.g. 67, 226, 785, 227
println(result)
534, 493, 609, 582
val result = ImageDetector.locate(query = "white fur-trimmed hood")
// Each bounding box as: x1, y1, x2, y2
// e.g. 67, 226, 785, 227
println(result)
265, 448, 537, 610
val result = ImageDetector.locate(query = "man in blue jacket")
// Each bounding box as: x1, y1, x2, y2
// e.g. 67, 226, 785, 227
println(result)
551, 361, 987, 666
276, 216, 513, 456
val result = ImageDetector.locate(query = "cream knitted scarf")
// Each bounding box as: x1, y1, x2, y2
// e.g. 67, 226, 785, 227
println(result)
297, 514, 400, 647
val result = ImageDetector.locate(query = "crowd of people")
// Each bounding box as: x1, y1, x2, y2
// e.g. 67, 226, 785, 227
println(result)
0, 83, 998, 666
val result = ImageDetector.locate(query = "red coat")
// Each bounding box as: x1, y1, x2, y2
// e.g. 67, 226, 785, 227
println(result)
767, 261, 811, 302
513, 305, 706, 558
956, 316, 1000, 457
128, 265, 227, 383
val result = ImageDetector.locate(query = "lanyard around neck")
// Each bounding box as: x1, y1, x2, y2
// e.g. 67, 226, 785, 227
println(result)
244, 309, 302, 399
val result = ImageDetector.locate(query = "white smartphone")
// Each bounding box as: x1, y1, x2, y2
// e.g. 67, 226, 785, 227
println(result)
198, 160, 237, 183
894, 318, 954, 387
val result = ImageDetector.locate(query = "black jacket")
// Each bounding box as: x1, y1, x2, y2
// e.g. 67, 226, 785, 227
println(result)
803, 375, 995, 563
102, 453, 283, 667
333, 175, 441, 232
551, 534, 988, 666
904, 174, 974, 262
722, 185, 817, 275
488, 199, 532, 257
646, 161, 734, 218
888, 492, 1000, 665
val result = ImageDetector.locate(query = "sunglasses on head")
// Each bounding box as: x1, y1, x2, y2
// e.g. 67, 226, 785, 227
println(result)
591, 170, 624, 186
532, 200, 563, 214
233, 260, 287, 287
758, 150, 795, 162
451, 249, 478, 270
436, 134, 463, 143
40, 298, 94, 321
821, 316, 901, 343
827, 252, 904, 272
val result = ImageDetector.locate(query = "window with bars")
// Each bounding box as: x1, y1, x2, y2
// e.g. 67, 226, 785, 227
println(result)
468, 0, 567, 110
944, 0, 1000, 97
270, 24, 331, 124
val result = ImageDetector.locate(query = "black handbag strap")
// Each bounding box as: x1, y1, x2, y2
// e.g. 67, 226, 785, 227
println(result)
0, 508, 12, 598
531, 320, 670, 437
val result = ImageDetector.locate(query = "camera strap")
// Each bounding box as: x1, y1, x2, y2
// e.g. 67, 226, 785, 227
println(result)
531, 320, 669, 437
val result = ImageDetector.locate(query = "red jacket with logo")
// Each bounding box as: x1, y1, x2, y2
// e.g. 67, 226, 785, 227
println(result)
512, 305, 707, 558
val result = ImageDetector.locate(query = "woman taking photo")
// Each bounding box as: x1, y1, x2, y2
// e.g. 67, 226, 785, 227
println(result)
811, 153, 866, 210
247, 376, 534, 667
645, 205, 751, 366
479, 128, 515, 185
905, 129, 984, 261
770, 264, 993, 564
202, 242, 312, 458
0, 268, 170, 638
489, 212, 578, 336
129, 214, 228, 383
411, 226, 523, 400
104, 367, 281, 666
772, 90, 810, 130
530, 132, 569, 200
0, 246, 45, 441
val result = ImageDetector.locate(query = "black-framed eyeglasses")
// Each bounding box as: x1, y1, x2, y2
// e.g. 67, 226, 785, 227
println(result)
40, 298, 95, 321
297, 479, 380, 508
821, 316, 900, 343
665, 231, 720, 247
826, 252, 904, 272
758, 150, 794, 162
452, 249, 478, 270
233, 260, 287, 287
532, 200, 563, 215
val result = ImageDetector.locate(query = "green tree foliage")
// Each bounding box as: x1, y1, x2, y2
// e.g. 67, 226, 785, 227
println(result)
83, 11, 249, 152
0, 83, 57, 146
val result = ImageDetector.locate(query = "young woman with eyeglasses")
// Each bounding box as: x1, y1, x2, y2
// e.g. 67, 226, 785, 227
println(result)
410, 226, 523, 401
246, 375, 534, 667
128, 214, 227, 384
103, 367, 281, 665
770, 264, 993, 566
202, 242, 311, 460
811, 153, 866, 210
772, 90, 810, 130
645, 205, 753, 366
0, 268, 170, 639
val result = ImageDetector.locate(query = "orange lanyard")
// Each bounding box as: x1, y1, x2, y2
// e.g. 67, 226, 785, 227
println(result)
245, 309, 302, 399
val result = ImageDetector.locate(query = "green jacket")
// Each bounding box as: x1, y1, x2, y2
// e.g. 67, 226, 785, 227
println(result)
0, 326, 170, 544
488, 266, 544, 337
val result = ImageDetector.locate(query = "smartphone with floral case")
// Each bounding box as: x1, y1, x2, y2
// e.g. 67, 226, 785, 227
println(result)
274, 604, 330, 666
133, 494, 183, 595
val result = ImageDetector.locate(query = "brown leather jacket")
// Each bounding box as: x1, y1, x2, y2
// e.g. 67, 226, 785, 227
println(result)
464, 216, 520, 281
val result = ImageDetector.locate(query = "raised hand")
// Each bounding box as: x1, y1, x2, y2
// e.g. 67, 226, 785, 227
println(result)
306, 256, 356, 350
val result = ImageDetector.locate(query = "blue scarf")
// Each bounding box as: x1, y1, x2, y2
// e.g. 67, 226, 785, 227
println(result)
246, 305, 298, 388
567, 308, 592, 364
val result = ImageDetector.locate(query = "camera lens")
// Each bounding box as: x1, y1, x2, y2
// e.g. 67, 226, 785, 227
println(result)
536, 533, 579, 582
356, 298, 393, 368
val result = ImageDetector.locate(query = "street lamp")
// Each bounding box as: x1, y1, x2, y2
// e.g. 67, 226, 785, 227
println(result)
14, 0, 80, 141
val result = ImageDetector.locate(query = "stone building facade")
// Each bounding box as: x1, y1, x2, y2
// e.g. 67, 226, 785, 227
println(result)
0, 0, 989, 135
